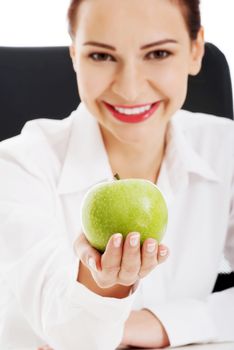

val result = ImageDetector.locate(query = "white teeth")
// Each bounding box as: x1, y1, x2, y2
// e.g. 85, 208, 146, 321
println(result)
113, 104, 152, 115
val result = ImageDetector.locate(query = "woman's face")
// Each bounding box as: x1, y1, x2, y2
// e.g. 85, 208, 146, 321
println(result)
70, 0, 204, 144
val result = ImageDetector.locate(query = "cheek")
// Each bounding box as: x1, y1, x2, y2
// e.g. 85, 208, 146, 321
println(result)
149, 64, 189, 104
76, 60, 114, 100
77, 77, 98, 101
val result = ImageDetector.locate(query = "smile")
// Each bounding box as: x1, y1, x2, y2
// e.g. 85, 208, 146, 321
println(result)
103, 101, 161, 123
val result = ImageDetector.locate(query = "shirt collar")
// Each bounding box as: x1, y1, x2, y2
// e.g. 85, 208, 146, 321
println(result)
57, 103, 113, 194
57, 104, 220, 196
157, 110, 220, 205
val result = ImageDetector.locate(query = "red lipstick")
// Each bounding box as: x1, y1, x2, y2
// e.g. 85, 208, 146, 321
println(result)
103, 101, 161, 123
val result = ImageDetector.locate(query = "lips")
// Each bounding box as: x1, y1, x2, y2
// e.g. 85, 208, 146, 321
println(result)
103, 101, 161, 123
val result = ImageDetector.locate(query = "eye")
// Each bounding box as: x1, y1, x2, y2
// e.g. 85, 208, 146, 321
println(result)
89, 52, 115, 62
146, 50, 171, 60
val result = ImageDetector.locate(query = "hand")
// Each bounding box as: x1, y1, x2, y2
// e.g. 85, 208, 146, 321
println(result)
121, 309, 170, 348
74, 232, 169, 296
37, 346, 54, 350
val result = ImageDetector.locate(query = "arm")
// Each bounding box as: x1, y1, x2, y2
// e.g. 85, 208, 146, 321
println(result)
0, 157, 136, 350
121, 309, 170, 348
204, 165, 234, 343
0, 154, 169, 350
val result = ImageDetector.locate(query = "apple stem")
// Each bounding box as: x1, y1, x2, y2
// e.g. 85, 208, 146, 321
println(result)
114, 173, 121, 180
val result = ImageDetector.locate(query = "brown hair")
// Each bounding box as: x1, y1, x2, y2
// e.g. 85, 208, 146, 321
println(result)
67, 0, 201, 40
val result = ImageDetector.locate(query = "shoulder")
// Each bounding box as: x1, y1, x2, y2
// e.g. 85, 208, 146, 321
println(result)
174, 109, 234, 131
173, 109, 234, 151
0, 110, 77, 181
171, 110, 234, 183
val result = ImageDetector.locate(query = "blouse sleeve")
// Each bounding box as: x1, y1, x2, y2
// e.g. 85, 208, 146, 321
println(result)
0, 150, 137, 350
144, 155, 234, 348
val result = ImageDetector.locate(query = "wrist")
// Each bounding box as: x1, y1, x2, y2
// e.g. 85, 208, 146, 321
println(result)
77, 261, 133, 298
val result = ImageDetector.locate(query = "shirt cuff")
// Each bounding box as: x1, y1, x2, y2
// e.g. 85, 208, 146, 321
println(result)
146, 298, 218, 347
67, 257, 140, 324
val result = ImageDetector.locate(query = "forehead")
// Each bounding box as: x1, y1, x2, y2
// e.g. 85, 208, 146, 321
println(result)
75, 0, 189, 43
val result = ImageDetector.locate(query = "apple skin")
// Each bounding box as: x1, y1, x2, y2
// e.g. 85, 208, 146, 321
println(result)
81, 179, 168, 252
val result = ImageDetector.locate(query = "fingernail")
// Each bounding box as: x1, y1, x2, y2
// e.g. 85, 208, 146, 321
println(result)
88, 257, 97, 271
147, 241, 156, 253
159, 248, 167, 257
113, 233, 122, 248
130, 233, 140, 247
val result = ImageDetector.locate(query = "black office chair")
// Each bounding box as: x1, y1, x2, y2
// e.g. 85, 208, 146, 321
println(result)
0, 43, 233, 292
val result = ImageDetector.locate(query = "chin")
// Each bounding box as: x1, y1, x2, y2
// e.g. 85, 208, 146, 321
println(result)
113, 124, 154, 145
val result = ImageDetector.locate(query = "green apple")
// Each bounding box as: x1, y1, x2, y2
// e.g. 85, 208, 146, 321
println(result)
81, 176, 168, 252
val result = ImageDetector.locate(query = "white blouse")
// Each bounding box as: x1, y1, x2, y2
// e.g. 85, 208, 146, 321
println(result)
0, 102, 233, 349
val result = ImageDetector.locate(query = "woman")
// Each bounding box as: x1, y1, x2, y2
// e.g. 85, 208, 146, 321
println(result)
0, 0, 233, 349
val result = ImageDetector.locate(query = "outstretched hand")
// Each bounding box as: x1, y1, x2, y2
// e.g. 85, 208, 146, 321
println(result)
37, 234, 169, 349
75, 232, 169, 290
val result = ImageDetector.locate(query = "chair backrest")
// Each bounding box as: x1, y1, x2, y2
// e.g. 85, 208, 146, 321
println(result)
0, 43, 233, 141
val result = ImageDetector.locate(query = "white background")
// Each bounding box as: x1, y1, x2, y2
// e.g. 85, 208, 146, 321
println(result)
0, 0, 233, 89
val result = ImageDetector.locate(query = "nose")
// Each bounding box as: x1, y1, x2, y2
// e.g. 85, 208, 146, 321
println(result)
111, 62, 145, 102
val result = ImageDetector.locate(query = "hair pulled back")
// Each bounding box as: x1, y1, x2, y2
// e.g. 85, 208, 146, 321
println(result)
67, 0, 201, 40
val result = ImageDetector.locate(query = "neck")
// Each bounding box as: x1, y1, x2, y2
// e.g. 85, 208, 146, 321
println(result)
100, 125, 168, 183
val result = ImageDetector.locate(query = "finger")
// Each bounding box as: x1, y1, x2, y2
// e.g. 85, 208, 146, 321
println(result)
101, 233, 123, 274
138, 238, 158, 278
157, 244, 169, 264
74, 233, 102, 272
118, 232, 141, 286
98, 233, 123, 287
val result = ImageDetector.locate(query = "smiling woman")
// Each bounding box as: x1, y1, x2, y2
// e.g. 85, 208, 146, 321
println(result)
68, 0, 204, 181
0, 1, 234, 350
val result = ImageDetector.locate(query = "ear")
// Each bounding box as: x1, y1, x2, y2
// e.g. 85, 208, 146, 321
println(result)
189, 27, 205, 76
69, 45, 77, 73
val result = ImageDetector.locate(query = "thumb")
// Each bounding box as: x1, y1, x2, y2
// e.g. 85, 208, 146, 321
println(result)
74, 233, 102, 272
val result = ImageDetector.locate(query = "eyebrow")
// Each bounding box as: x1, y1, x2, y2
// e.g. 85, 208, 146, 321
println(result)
83, 39, 179, 51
